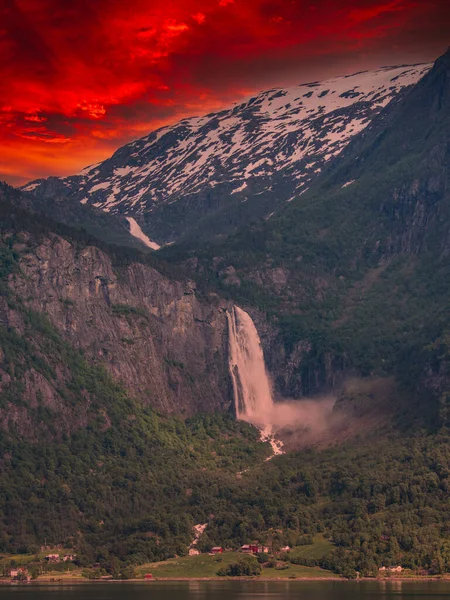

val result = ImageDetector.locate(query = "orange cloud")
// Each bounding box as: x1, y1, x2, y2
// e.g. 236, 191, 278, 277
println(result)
76, 103, 107, 119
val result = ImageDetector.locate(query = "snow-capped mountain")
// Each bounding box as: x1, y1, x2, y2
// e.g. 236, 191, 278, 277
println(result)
23, 63, 431, 246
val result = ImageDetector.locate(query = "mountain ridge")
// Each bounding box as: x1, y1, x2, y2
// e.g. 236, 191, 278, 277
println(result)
22, 62, 431, 246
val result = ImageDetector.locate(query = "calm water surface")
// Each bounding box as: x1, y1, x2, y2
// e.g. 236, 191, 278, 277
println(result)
1, 581, 450, 600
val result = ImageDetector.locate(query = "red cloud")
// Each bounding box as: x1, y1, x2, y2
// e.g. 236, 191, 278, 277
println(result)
1, 0, 448, 185
348, 0, 407, 22
24, 114, 47, 123
76, 103, 107, 120
192, 12, 207, 24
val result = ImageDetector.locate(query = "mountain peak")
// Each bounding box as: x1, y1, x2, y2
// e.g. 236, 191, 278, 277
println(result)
21, 63, 431, 247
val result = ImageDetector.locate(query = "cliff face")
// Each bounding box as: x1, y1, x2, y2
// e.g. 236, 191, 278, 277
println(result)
3, 227, 335, 422
248, 307, 344, 400
7, 232, 233, 415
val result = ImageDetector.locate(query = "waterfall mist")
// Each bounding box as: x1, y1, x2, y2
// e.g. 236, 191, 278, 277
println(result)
227, 306, 336, 443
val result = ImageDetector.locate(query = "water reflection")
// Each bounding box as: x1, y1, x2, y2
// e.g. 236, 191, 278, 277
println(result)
0, 581, 450, 600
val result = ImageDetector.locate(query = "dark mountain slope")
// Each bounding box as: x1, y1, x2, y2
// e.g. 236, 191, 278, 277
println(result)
2, 57, 450, 579
0, 186, 234, 416
0, 184, 413, 574
0, 185, 279, 561
0, 181, 152, 252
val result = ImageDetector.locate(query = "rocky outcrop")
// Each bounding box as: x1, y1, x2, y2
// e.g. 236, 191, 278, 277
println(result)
248, 307, 345, 399
8, 232, 234, 415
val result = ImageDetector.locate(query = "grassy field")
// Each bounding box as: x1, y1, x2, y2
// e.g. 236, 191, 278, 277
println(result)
0, 548, 74, 568
289, 535, 334, 560
260, 565, 338, 579
138, 552, 242, 578
137, 549, 339, 579
0, 548, 80, 581
36, 569, 85, 581
0, 538, 338, 581
0, 553, 36, 568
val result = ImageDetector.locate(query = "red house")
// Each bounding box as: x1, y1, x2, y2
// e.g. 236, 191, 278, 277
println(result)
240, 544, 259, 554
211, 547, 223, 554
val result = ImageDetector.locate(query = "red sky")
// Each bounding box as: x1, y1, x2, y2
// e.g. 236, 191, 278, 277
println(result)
1, 0, 449, 186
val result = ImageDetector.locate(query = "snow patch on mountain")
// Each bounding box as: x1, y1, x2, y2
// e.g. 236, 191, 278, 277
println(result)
126, 217, 160, 250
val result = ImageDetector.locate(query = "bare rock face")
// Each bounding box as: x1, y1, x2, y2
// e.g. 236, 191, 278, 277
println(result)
248, 307, 345, 399
9, 234, 233, 415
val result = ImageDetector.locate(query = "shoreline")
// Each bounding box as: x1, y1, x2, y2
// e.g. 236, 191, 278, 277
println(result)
3, 576, 450, 585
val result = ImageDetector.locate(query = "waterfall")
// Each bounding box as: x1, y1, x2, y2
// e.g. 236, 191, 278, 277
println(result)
227, 306, 275, 431
227, 306, 334, 455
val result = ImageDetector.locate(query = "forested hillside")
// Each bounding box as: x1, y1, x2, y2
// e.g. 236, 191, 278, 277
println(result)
0, 181, 148, 252
2, 155, 450, 581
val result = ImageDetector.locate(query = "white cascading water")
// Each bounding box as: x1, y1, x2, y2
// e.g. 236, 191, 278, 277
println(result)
227, 306, 283, 454
227, 307, 337, 454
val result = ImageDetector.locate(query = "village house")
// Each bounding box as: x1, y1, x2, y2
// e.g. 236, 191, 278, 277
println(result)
189, 548, 200, 556
10, 568, 29, 580
240, 544, 259, 554
258, 546, 269, 554
45, 554, 60, 563
63, 554, 76, 562
379, 566, 403, 573
211, 547, 223, 554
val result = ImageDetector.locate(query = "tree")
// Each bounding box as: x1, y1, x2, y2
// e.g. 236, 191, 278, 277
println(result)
218, 556, 262, 577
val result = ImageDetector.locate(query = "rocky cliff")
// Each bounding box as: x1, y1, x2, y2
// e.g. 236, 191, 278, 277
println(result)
3, 226, 234, 418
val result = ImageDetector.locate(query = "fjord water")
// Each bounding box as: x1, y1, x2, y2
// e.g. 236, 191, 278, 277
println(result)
2, 581, 450, 600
